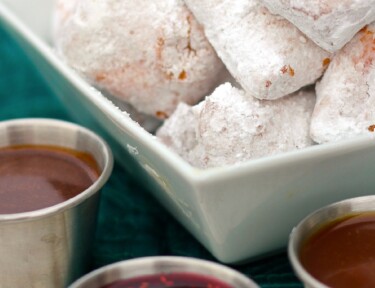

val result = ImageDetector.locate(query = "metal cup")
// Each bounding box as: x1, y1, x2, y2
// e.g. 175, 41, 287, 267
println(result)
68, 256, 259, 288
0, 118, 113, 288
288, 195, 375, 288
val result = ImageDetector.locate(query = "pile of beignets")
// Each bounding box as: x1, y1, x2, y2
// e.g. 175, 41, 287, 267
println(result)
53, 0, 375, 168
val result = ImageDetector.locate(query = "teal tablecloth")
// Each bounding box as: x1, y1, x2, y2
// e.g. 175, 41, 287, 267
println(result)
0, 26, 303, 288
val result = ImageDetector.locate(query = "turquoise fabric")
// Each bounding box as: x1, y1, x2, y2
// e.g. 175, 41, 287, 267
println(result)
0, 26, 303, 288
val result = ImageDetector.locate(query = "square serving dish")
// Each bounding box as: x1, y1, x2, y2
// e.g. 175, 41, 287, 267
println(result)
2, 0, 375, 264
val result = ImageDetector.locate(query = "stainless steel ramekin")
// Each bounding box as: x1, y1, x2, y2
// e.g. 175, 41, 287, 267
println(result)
69, 256, 259, 288
0, 118, 113, 288
288, 195, 375, 288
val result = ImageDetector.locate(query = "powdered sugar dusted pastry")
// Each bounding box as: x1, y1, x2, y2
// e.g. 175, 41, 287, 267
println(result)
183, 0, 330, 100
53, 0, 77, 27
157, 83, 316, 168
53, 0, 225, 118
311, 25, 375, 144
261, 0, 375, 52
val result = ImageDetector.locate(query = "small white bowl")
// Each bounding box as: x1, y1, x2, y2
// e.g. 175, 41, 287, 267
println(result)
68, 256, 259, 288
2, 0, 375, 263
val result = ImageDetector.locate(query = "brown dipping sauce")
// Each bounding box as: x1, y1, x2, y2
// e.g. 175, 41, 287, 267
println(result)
300, 212, 375, 288
0, 145, 100, 214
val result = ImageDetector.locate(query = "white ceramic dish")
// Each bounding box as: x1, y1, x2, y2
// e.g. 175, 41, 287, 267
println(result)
2, 0, 375, 264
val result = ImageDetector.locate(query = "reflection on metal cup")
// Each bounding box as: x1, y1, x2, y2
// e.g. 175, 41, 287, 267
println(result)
0, 118, 113, 288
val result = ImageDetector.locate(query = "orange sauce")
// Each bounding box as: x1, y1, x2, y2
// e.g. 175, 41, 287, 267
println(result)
300, 212, 375, 287
0, 145, 100, 214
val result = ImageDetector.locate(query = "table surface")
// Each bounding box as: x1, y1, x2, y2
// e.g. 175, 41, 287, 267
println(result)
0, 25, 303, 288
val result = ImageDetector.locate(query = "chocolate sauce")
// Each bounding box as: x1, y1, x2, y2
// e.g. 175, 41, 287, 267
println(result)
0, 145, 100, 214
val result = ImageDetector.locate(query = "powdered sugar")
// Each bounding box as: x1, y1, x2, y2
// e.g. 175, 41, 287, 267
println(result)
311, 24, 375, 143
53, 0, 375, 168
261, 0, 375, 52
157, 83, 316, 168
183, 0, 330, 100
53, 0, 225, 118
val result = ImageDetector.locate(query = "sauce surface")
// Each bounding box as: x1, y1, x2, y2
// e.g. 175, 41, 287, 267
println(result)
102, 272, 233, 288
300, 212, 375, 288
0, 145, 100, 214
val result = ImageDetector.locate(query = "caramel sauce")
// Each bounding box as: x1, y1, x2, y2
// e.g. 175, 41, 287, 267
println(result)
178, 70, 187, 80
155, 111, 168, 119
300, 212, 375, 287
0, 145, 100, 214
322, 57, 331, 67
288, 65, 295, 77
280, 65, 295, 76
